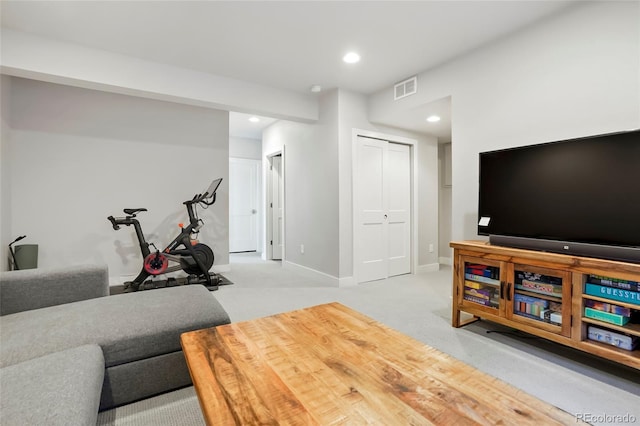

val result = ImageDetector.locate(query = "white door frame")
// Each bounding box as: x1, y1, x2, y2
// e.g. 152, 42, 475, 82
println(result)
265, 149, 285, 261
352, 128, 418, 283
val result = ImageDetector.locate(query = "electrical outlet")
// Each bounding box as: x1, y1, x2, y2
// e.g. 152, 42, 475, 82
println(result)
429, 244, 434, 253
300, 244, 305, 254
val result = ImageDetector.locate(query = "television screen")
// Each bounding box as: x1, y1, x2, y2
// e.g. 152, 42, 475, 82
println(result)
478, 129, 640, 260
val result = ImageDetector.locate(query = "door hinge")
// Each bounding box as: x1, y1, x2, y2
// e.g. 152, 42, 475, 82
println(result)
270, 240, 273, 246
270, 202, 273, 208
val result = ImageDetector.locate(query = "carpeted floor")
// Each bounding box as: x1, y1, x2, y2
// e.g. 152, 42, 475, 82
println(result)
97, 387, 204, 426
97, 253, 640, 426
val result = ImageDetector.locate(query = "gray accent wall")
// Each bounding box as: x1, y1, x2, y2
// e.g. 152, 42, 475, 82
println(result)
5, 77, 230, 279
1, 76, 12, 271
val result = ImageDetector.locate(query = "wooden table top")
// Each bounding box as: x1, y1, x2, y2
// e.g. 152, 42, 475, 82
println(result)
181, 302, 577, 425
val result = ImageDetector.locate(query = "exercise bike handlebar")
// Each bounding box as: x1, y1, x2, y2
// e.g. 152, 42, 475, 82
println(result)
184, 178, 222, 206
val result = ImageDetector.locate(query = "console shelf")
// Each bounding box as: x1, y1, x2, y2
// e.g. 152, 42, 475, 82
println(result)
451, 240, 640, 370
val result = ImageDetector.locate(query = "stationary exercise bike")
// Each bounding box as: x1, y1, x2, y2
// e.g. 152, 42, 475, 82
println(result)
108, 178, 222, 292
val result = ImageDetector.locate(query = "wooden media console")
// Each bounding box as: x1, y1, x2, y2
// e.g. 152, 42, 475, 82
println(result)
451, 240, 640, 370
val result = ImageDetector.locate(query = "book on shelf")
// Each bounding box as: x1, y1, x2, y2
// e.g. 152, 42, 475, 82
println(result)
539, 308, 562, 325
464, 273, 500, 286
584, 307, 630, 326
587, 275, 639, 292
466, 268, 492, 278
587, 325, 638, 351
464, 287, 493, 300
515, 279, 562, 296
515, 271, 562, 286
465, 264, 499, 279
514, 308, 561, 324
584, 283, 640, 305
514, 293, 549, 317
463, 294, 494, 307
464, 280, 492, 290
584, 299, 632, 317
514, 293, 549, 306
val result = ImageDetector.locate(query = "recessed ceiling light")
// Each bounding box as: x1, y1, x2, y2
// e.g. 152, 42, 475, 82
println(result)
249, 117, 260, 123
426, 115, 441, 123
343, 52, 360, 64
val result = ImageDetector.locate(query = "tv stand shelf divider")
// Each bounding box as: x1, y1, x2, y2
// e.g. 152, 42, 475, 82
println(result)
450, 240, 640, 370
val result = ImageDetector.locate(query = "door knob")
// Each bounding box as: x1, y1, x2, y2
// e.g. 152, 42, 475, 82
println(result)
384, 214, 388, 220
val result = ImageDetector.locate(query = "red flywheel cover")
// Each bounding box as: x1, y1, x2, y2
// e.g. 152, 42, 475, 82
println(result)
144, 253, 168, 275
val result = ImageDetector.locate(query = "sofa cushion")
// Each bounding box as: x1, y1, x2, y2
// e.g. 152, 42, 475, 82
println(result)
0, 285, 230, 368
0, 344, 104, 426
0, 264, 109, 316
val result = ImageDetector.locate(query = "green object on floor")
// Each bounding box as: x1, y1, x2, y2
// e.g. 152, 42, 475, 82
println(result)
13, 244, 38, 270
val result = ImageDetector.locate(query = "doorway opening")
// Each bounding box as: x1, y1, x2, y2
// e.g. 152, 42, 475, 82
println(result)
266, 151, 284, 261
229, 157, 261, 254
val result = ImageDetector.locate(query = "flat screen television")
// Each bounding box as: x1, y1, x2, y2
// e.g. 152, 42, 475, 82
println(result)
478, 129, 640, 263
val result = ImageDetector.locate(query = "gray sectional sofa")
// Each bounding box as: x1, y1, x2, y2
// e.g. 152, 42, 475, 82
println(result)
0, 264, 230, 425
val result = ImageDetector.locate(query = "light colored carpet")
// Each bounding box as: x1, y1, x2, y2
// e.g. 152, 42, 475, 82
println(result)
98, 253, 640, 426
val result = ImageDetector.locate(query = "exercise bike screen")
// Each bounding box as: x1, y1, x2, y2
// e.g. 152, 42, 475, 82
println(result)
203, 178, 222, 198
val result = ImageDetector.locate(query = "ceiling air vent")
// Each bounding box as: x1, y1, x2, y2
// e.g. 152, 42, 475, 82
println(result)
394, 76, 417, 100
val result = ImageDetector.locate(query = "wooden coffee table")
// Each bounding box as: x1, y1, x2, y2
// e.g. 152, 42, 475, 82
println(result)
181, 302, 577, 425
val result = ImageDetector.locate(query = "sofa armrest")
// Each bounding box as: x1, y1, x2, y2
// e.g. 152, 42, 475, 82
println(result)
0, 264, 109, 316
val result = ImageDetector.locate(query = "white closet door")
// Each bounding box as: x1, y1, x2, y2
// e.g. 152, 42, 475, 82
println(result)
356, 137, 411, 283
229, 158, 259, 252
356, 137, 388, 282
387, 143, 411, 276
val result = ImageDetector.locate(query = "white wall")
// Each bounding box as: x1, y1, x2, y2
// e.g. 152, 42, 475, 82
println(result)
337, 89, 439, 278
262, 88, 440, 282
1, 29, 317, 123
438, 143, 452, 264
369, 1, 640, 243
229, 136, 261, 160
0, 76, 12, 271
262, 90, 340, 278
7, 77, 230, 280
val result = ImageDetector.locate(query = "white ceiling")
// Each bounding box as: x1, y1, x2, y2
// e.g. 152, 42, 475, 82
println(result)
1, 1, 577, 140
229, 112, 278, 140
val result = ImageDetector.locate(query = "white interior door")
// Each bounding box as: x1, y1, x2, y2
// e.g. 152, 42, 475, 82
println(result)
356, 137, 388, 282
271, 155, 283, 260
356, 137, 411, 283
229, 158, 259, 252
387, 143, 411, 276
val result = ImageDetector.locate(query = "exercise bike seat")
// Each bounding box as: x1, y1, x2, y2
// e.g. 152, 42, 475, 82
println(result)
123, 208, 147, 215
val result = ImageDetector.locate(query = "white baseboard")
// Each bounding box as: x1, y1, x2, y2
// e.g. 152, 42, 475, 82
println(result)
439, 257, 452, 266
338, 276, 356, 287
283, 261, 340, 287
416, 263, 440, 274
